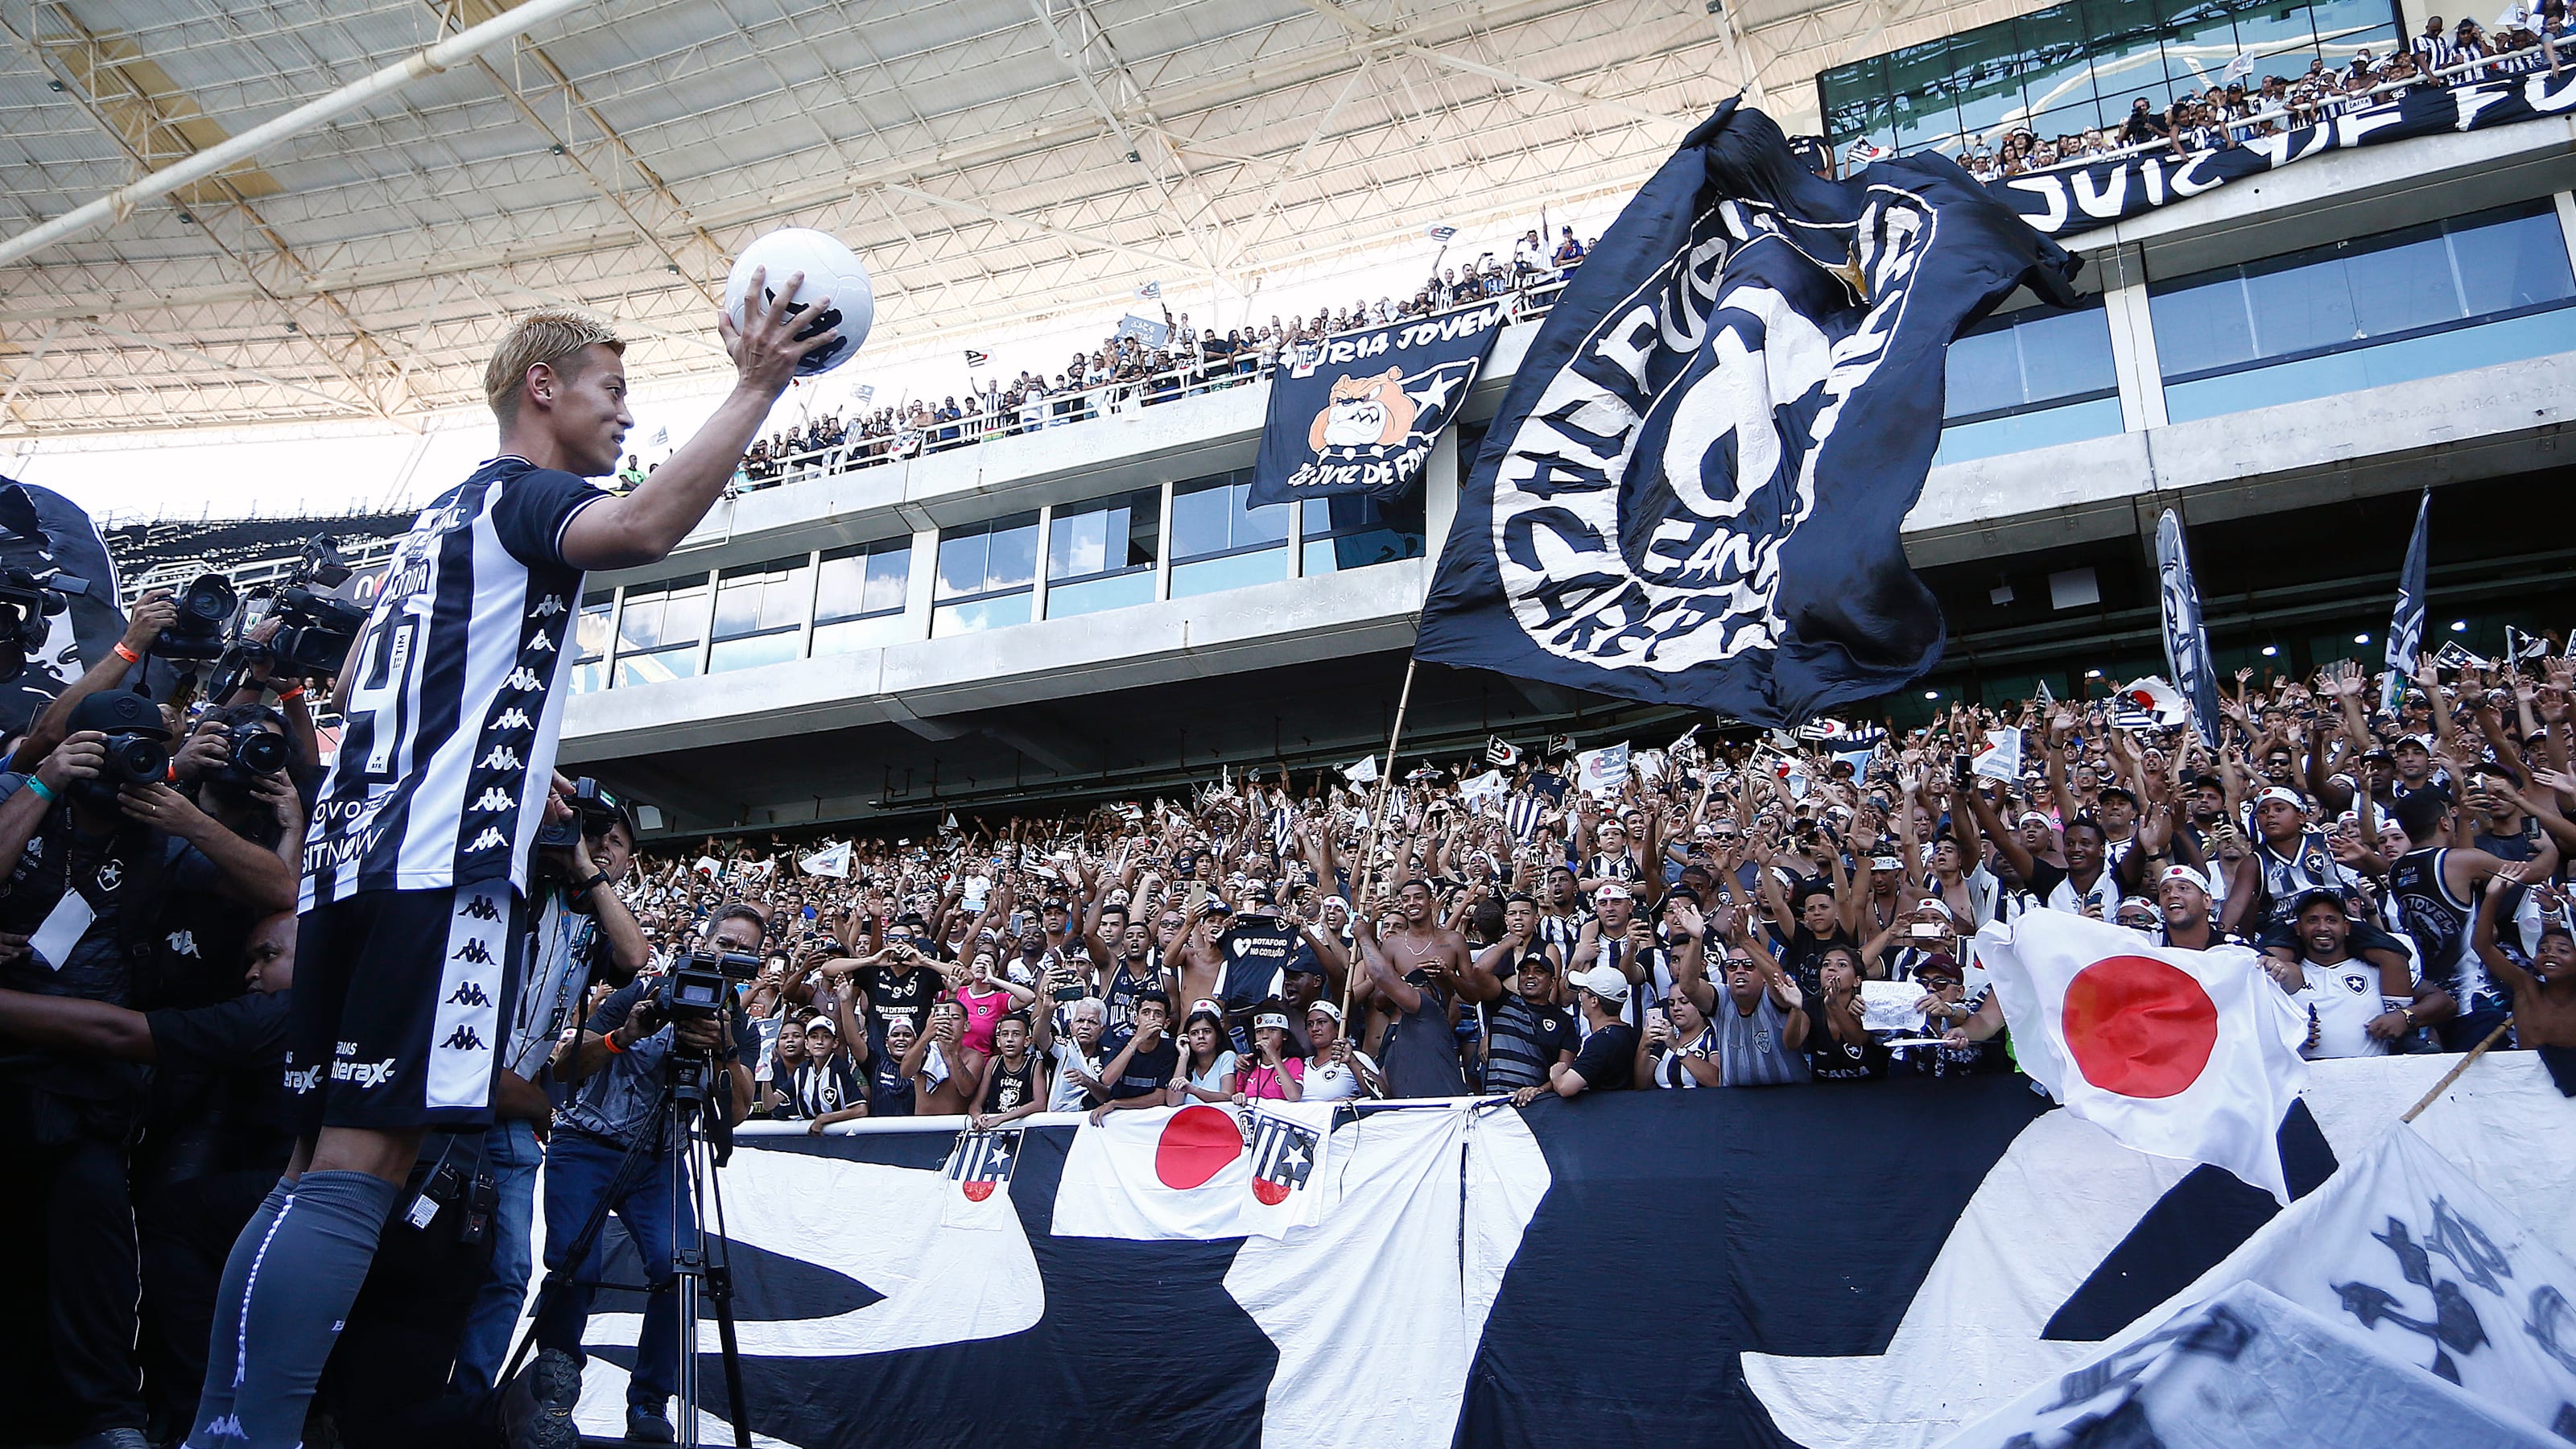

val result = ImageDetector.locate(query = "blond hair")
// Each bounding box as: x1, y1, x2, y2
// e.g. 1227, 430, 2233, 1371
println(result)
483, 308, 625, 422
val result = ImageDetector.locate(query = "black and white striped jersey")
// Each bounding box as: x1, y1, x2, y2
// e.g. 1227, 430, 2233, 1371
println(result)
301, 456, 607, 910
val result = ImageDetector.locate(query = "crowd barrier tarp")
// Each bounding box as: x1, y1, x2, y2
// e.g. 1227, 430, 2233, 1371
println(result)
1997, 69, 2576, 240
1744, 1051, 2576, 1448
555, 1054, 2574, 1449
1940, 1281, 2562, 1449
1937, 1119, 2576, 1447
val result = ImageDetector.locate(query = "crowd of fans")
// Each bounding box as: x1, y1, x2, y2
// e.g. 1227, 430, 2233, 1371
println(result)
687, 227, 1591, 489
1926, 19, 2571, 182
606, 651, 2575, 1124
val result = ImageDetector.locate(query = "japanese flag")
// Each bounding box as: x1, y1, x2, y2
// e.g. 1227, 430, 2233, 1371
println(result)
1972, 909, 2309, 1202
1052, 1103, 1335, 1241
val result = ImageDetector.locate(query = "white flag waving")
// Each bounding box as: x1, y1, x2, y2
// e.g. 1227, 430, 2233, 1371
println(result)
1051, 1103, 1335, 1241
800, 841, 852, 878
1972, 909, 2308, 1201
1970, 725, 2022, 783
1342, 755, 1380, 786
1575, 742, 1631, 796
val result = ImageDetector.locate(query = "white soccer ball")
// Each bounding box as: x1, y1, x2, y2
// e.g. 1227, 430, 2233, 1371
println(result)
723, 227, 874, 377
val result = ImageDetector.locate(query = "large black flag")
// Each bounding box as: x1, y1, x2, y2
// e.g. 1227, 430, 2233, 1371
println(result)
2154, 509, 2223, 748
1247, 300, 1509, 509
1415, 101, 2077, 726
2382, 489, 2432, 712
0, 478, 128, 736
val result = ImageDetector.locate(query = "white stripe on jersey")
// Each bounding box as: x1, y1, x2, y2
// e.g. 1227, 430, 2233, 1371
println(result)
302, 457, 599, 909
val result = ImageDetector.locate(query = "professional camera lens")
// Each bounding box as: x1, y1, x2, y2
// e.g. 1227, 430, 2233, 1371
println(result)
102, 730, 168, 786
155, 572, 239, 662
233, 729, 289, 775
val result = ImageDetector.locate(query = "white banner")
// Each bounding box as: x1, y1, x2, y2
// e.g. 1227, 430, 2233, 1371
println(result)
1052, 1102, 1339, 1241
1575, 742, 1630, 796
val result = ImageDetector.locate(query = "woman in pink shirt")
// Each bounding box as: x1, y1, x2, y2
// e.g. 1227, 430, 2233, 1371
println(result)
953, 952, 1034, 1059
1232, 1010, 1306, 1101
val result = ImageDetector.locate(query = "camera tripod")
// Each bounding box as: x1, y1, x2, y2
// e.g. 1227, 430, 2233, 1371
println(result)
504, 1045, 753, 1449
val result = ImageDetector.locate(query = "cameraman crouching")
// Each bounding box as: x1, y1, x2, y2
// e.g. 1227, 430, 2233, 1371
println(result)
534, 904, 759, 1442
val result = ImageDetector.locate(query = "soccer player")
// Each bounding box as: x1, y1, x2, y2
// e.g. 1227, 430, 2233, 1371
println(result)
185, 275, 844, 1449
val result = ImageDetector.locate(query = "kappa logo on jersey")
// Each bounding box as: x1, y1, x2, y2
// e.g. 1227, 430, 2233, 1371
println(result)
505, 668, 543, 691
465, 828, 509, 852
440, 1025, 488, 1052
525, 632, 555, 653
473, 788, 514, 813
493, 708, 532, 731
454, 936, 496, 966
445, 980, 493, 1008
199, 1412, 246, 1440
331, 1056, 399, 1088
166, 930, 198, 958
946, 1130, 1021, 1203
477, 745, 522, 771
459, 894, 503, 923
1247, 1110, 1321, 1206
533, 594, 567, 618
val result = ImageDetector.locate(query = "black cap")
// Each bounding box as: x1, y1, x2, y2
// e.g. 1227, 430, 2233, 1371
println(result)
69, 691, 167, 738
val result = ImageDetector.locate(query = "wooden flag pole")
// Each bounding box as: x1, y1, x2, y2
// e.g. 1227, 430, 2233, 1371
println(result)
1339, 654, 1422, 1022
2399, 1018, 2513, 1123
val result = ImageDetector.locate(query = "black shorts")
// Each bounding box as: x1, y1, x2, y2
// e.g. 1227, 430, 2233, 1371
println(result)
286, 882, 525, 1135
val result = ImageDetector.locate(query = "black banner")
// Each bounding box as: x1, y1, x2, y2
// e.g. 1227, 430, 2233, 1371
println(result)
0, 479, 129, 737
2000, 69, 2576, 238
1416, 101, 2076, 727
1247, 301, 1509, 508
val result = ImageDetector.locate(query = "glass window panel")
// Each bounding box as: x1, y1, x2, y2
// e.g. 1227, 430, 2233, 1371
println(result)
2163, 309, 2576, 421
710, 632, 801, 674
2233, 0, 2320, 60
811, 613, 910, 657
861, 546, 910, 615
2343, 229, 2466, 340
2453, 210, 2576, 316
935, 531, 989, 599
1238, 486, 1290, 547
575, 594, 613, 663
2240, 250, 2360, 356
984, 515, 1038, 592
2318, 20, 2394, 67
2150, 274, 2259, 375
572, 658, 606, 695
1888, 35, 1955, 96
2164, 6, 2246, 93
2083, 0, 2172, 54
2306, 0, 2388, 47
1943, 327, 2027, 418
932, 593, 1034, 637
1045, 571, 1158, 619
1050, 508, 1109, 581
1170, 482, 1231, 559
615, 646, 699, 689
1933, 397, 2126, 465
1170, 549, 1288, 600
616, 580, 704, 652
2015, 303, 2120, 399
1892, 89, 1962, 153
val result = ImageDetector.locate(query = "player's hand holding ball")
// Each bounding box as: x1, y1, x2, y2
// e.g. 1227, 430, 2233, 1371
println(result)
720, 228, 874, 396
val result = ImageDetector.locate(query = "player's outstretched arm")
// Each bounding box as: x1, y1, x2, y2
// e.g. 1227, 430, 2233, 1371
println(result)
562, 267, 840, 572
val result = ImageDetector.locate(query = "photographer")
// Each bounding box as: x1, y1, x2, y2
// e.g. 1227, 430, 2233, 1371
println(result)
452, 784, 648, 1398
534, 903, 760, 1443
0, 911, 294, 1446
0, 690, 295, 1449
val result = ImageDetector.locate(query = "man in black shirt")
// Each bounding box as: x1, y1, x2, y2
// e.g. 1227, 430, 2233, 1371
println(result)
1090, 991, 1180, 1123
1472, 896, 1578, 1100
1543, 965, 1641, 1098
0, 910, 294, 1443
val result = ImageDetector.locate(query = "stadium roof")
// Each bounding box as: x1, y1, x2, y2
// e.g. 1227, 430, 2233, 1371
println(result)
0, 0, 2039, 438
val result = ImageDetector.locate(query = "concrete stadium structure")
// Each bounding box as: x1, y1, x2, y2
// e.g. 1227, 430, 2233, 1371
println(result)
556, 109, 2576, 837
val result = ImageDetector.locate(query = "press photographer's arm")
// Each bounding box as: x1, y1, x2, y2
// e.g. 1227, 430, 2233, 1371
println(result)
7, 588, 172, 774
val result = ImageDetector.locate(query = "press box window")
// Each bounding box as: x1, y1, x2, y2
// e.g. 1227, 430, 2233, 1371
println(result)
933, 512, 1038, 637
1302, 493, 1425, 576
1169, 469, 1290, 600
1933, 297, 2122, 465
1045, 489, 1160, 620
811, 539, 912, 656
571, 591, 613, 694
613, 574, 708, 687
708, 555, 811, 674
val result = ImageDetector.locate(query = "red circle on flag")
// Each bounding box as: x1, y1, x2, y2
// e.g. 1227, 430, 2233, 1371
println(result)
2062, 955, 2219, 1098
1155, 1104, 1244, 1189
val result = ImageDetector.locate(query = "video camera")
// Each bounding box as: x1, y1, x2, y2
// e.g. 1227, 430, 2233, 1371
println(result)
535, 775, 625, 849
0, 566, 88, 684
665, 944, 762, 1022
204, 535, 369, 699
